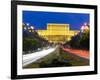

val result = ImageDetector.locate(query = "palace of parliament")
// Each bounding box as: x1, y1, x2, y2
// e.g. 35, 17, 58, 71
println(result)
37, 23, 80, 43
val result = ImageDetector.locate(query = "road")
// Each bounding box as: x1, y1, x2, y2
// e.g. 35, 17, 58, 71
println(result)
23, 46, 57, 67
61, 46, 89, 59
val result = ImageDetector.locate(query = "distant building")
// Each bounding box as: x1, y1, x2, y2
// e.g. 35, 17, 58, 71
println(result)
37, 23, 80, 43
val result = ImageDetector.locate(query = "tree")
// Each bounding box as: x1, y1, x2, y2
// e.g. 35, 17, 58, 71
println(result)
64, 23, 90, 50
22, 23, 50, 54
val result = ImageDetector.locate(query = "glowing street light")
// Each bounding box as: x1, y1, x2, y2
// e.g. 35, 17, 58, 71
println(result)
81, 26, 85, 32
27, 26, 35, 32
26, 23, 29, 26
28, 27, 30, 30
24, 27, 27, 30
81, 23, 89, 32
84, 26, 89, 30
30, 26, 34, 30
81, 26, 84, 30
84, 22, 87, 26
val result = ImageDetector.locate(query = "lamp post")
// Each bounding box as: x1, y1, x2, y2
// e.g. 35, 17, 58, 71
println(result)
81, 26, 84, 32
81, 23, 89, 33
30, 26, 34, 30
28, 26, 34, 32
26, 23, 29, 26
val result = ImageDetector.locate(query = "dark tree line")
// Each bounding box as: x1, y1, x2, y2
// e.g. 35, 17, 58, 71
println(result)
64, 25, 90, 50
23, 23, 49, 54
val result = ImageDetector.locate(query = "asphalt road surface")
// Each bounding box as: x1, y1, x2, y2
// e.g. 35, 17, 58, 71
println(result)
23, 46, 57, 67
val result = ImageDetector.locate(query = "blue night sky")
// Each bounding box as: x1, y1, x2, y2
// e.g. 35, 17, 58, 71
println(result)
23, 11, 90, 30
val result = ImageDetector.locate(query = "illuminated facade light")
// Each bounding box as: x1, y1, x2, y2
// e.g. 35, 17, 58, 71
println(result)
37, 23, 80, 43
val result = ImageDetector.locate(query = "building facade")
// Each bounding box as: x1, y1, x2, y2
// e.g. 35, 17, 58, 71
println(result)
37, 23, 80, 43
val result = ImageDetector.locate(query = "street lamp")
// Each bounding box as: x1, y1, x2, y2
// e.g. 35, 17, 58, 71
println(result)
81, 23, 89, 32
30, 26, 34, 30
84, 22, 87, 26
24, 27, 27, 30
26, 23, 29, 26
81, 26, 84, 32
